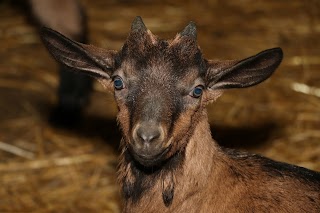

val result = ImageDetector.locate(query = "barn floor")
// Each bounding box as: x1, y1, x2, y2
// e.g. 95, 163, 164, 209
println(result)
0, 0, 320, 212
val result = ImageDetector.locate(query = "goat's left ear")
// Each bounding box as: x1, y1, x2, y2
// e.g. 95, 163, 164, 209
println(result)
40, 27, 117, 80
206, 48, 283, 90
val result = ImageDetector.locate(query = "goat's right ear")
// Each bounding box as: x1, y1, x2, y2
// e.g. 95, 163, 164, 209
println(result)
40, 27, 116, 80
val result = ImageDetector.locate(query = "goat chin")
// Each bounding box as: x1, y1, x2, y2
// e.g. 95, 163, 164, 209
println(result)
129, 145, 170, 167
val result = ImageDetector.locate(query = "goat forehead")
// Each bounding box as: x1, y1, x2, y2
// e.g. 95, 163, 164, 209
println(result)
120, 57, 204, 87
127, 65, 201, 95
132, 72, 176, 99
119, 37, 206, 79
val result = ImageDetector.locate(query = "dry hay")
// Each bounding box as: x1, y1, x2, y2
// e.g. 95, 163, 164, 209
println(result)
0, 0, 319, 212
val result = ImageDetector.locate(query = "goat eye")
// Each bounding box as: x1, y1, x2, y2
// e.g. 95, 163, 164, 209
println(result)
192, 86, 204, 98
114, 77, 124, 90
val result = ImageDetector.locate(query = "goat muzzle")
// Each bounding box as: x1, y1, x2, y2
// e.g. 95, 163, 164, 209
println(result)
130, 122, 169, 166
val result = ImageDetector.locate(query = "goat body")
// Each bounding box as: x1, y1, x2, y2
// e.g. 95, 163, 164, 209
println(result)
41, 17, 320, 212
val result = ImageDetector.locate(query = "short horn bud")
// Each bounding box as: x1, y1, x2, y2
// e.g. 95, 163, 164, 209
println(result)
180, 21, 197, 39
131, 16, 147, 32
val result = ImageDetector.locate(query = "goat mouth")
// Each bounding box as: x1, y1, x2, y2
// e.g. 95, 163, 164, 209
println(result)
129, 146, 170, 167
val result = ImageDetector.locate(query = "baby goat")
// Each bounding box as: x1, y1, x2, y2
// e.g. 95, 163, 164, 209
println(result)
41, 17, 320, 212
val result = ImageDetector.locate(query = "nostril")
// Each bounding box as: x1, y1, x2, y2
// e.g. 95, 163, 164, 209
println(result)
137, 127, 161, 143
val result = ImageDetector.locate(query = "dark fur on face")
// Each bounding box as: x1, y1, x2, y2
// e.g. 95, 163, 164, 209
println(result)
110, 20, 211, 204
114, 21, 207, 170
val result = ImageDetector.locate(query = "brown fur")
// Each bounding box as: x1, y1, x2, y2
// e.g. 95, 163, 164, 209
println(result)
40, 17, 320, 213
121, 112, 320, 212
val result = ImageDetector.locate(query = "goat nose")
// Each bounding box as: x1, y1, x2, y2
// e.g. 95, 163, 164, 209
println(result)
136, 125, 161, 144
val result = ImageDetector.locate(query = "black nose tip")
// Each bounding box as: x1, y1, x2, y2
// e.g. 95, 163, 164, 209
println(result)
136, 125, 161, 144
